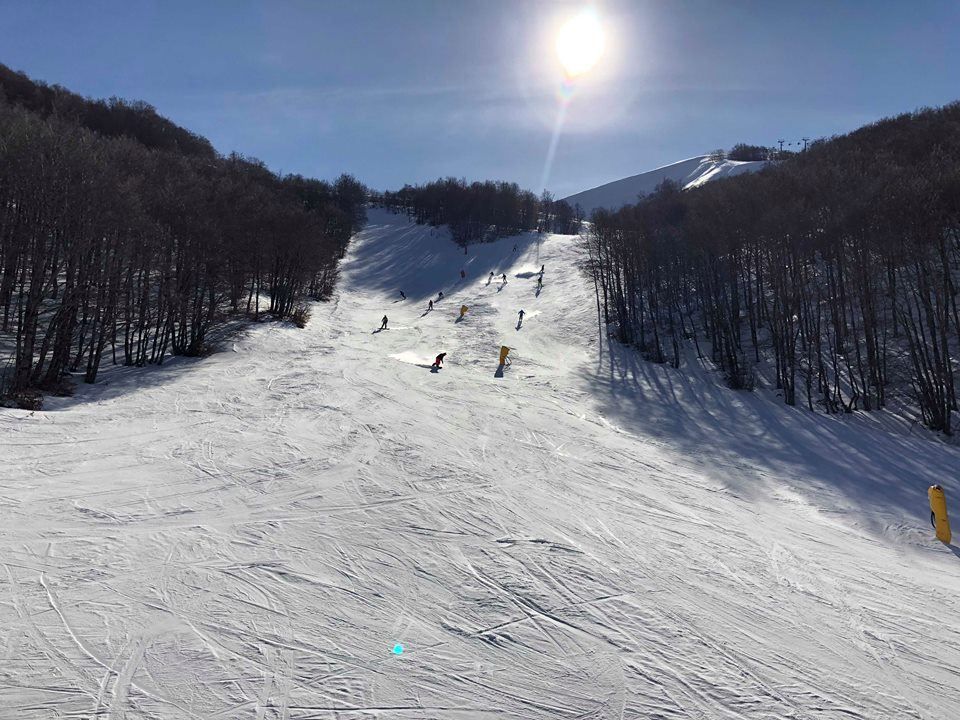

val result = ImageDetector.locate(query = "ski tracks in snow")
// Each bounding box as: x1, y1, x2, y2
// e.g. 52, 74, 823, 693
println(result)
3, 211, 960, 717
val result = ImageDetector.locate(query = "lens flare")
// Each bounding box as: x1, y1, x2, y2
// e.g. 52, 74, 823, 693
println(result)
556, 9, 605, 79
540, 8, 605, 200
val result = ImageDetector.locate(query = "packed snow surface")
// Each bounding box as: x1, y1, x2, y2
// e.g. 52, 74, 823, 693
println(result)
3, 209, 959, 719
565, 155, 767, 214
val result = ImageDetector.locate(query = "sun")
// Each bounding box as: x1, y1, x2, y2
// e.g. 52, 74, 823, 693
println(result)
556, 9, 605, 79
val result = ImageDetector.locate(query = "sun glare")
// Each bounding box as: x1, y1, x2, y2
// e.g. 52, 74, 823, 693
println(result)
556, 9, 605, 79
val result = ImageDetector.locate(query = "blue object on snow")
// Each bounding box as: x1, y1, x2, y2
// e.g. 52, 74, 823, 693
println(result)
392, 643, 404, 655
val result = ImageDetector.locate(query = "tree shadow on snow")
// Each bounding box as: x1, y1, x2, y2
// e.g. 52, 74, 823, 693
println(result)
339, 211, 539, 302
578, 339, 960, 534
46, 318, 257, 409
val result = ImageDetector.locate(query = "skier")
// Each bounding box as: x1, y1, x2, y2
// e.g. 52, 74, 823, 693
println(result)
380, 315, 388, 330
438, 291, 444, 300
501, 273, 507, 283
488, 271, 494, 285
536, 276, 543, 290
518, 309, 525, 322
400, 290, 406, 300
512, 244, 517, 252
428, 299, 434, 311
460, 269, 466, 279
432, 352, 447, 369
539, 264, 545, 277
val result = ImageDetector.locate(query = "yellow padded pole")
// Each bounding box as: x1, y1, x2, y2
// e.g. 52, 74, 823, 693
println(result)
929, 485, 951, 544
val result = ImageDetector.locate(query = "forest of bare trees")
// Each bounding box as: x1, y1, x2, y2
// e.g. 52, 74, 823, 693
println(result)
0, 65, 366, 406
586, 103, 960, 435
375, 179, 582, 250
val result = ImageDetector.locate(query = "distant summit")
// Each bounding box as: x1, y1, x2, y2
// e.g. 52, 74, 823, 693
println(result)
564, 155, 767, 215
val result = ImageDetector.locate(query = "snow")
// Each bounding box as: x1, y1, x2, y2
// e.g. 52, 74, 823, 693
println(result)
565, 155, 767, 215
2, 208, 959, 719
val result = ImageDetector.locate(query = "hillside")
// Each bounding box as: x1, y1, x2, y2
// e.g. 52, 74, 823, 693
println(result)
584, 102, 960, 436
565, 155, 767, 214
0, 67, 366, 405
0, 62, 215, 157
3, 209, 959, 718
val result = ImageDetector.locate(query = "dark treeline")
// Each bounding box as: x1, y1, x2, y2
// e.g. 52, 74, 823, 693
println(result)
374, 179, 582, 250
0, 66, 366, 403
587, 102, 960, 434
0, 63, 216, 158
709, 143, 780, 162
727, 143, 774, 161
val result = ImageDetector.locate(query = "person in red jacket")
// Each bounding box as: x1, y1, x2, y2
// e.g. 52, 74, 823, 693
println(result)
432, 352, 447, 369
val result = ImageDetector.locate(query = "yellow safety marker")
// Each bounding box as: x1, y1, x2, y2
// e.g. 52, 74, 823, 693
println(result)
460, 305, 468, 318
499, 346, 510, 365
929, 485, 951, 544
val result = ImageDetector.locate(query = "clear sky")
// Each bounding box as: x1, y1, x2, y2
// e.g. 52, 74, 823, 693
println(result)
1, 0, 957, 197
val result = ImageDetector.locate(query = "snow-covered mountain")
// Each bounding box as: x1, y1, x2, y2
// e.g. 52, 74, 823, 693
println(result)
3, 209, 958, 718
565, 155, 767, 214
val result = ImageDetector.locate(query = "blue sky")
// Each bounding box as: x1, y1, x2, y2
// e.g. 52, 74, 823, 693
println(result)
2, 0, 957, 197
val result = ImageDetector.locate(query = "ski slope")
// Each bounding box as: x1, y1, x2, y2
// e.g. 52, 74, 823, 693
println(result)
565, 155, 767, 215
2, 208, 959, 719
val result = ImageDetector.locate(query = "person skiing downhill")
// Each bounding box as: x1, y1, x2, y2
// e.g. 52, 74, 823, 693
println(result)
501, 273, 507, 283
428, 299, 434, 311
488, 271, 494, 284
399, 290, 406, 300
460, 269, 466, 279
438, 291, 444, 300
539, 264, 545, 277
536, 276, 543, 290
432, 352, 447, 369
518, 309, 525, 321
380, 315, 388, 330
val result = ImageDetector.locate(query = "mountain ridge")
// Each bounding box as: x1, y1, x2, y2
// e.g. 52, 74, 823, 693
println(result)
565, 154, 767, 214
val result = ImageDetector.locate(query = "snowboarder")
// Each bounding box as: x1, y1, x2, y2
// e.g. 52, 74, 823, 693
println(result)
460, 269, 466, 279
399, 290, 406, 300
438, 291, 444, 300
428, 299, 434, 311
432, 352, 447, 369
380, 315, 388, 330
